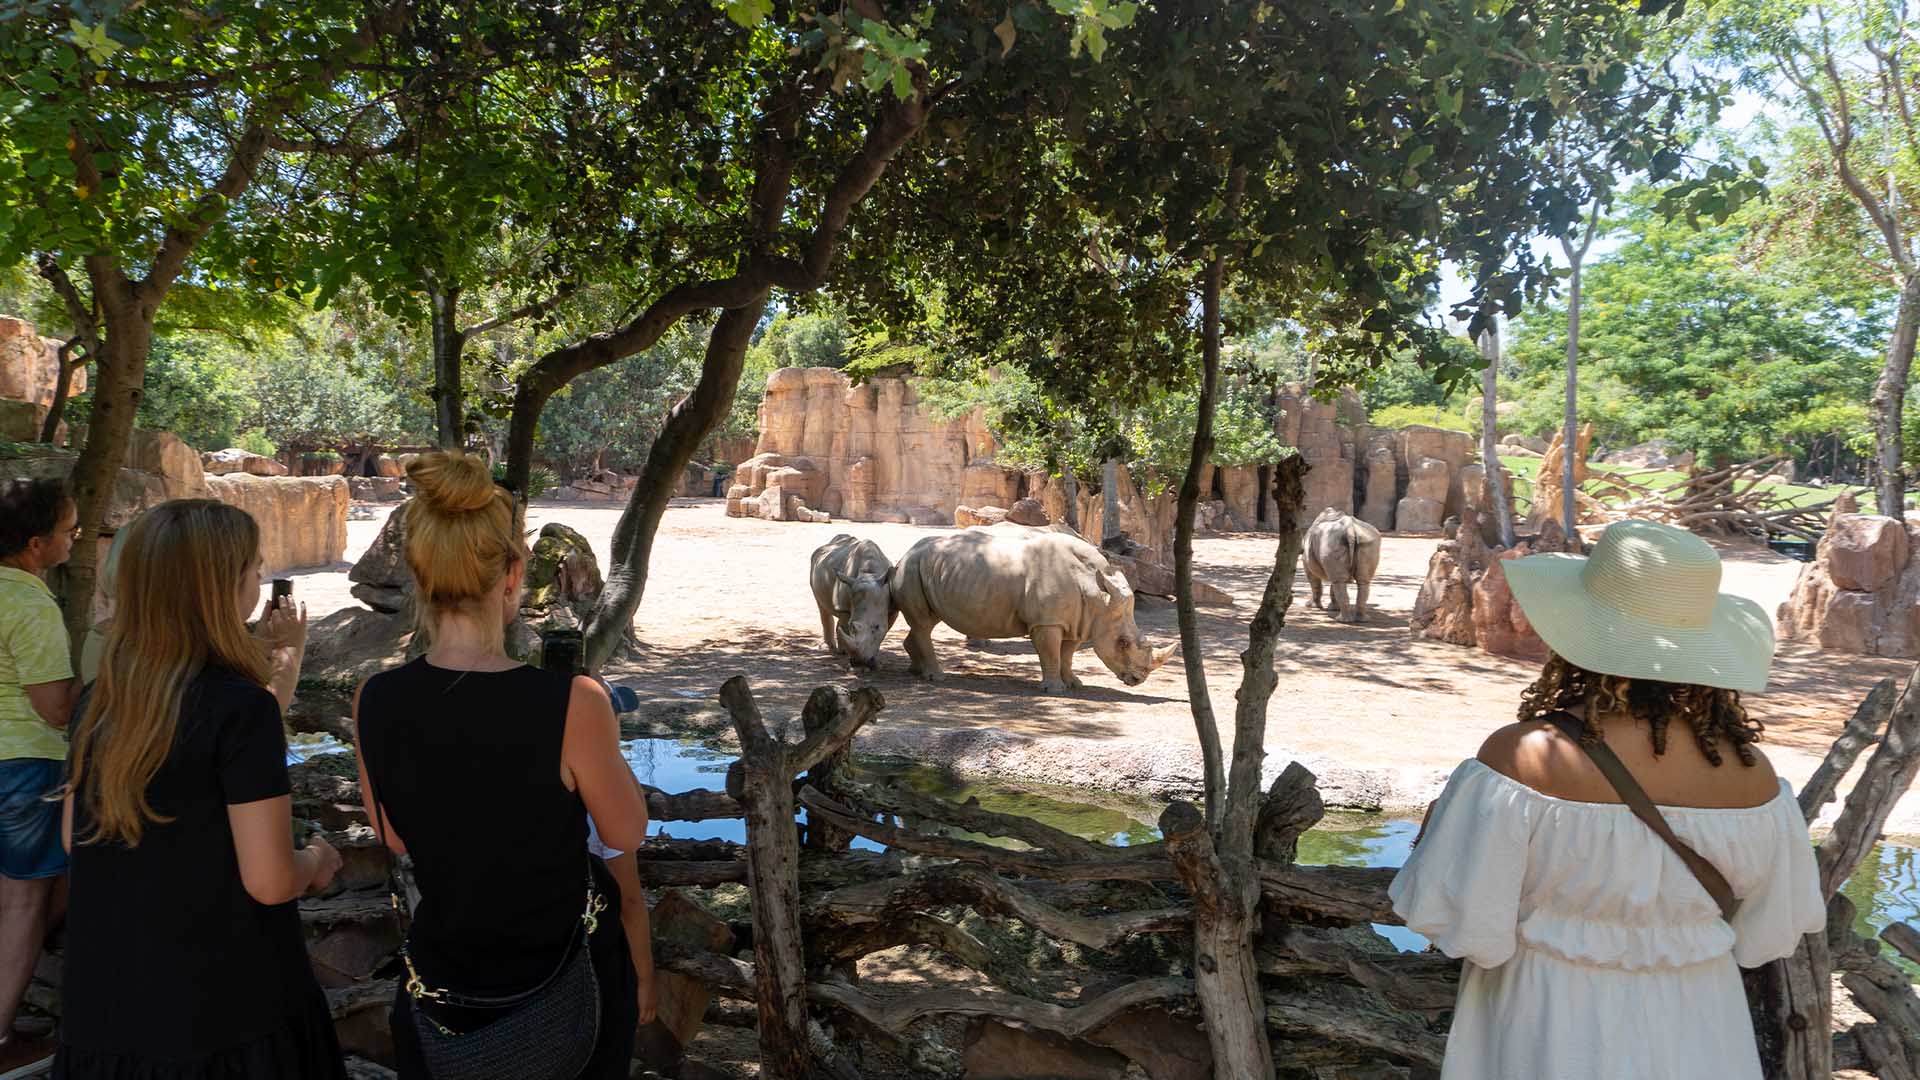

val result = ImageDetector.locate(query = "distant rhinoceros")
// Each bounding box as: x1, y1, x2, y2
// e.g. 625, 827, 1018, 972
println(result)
809, 534, 897, 670
1304, 507, 1382, 623
890, 527, 1176, 693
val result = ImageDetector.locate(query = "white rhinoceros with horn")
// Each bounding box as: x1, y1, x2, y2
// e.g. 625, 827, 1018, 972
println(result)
808, 534, 896, 671
890, 526, 1176, 693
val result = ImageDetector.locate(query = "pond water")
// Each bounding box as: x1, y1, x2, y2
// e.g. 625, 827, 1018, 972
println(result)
298, 733, 1920, 961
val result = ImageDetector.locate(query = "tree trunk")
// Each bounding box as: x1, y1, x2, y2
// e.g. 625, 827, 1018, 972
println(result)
429, 286, 467, 452
1161, 801, 1273, 1079
1177, 254, 1228, 830
1562, 257, 1583, 538
39, 341, 82, 444
1478, 318, 1515, 548
1874, 272, 1920, 517
1102, 457, 1122, 547
60, 297, 153, 649
1062, 469, 1079, 532
583, 297, 768, 671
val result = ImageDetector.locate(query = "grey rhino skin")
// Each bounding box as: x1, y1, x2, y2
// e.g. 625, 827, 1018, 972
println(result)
809, 534, 896, 670
1304, 507, 1382, 623
889, 525, 1174, 693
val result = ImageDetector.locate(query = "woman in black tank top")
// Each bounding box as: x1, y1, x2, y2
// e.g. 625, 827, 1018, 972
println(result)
353, 454, 648, 1078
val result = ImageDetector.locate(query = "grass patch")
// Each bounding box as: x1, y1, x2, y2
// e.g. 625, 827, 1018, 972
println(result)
1500, 455, 1872, 517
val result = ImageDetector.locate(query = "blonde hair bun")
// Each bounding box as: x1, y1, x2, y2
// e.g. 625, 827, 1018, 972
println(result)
407, 452, 497, 513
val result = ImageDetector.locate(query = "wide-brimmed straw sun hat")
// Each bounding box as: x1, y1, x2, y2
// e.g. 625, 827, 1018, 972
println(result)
1503, 519, 1775, 693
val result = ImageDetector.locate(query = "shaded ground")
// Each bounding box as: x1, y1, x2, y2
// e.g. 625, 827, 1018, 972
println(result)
296, 499, 1913, 831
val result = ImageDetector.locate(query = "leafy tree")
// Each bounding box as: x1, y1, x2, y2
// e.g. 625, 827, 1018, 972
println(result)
1506, 195, 1878, 468
1698, 0, 1920, 512
0, 0, 414, 639
535, 326, 706, 475
134, 336, 256, 452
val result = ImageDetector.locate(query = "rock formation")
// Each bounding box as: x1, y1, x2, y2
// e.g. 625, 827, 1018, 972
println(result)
203, 447, 290, 476
1531, 422, 1607, 529
1410, 508, 1578, 659
0, 316, 83, 443
725, 368, 1499, 551
1779, 513, 1920, 656
3, 429, 348, 573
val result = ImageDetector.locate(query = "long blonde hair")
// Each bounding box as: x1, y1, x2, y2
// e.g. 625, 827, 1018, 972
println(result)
403, 451, 526, 639
68, 500, 269, 846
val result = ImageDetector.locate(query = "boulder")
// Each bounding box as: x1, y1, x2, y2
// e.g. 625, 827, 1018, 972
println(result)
204, 474, 350, 572
1827, 514, 1910, 592
0, 399, 57, 443
303, 607, 416, 686
1276, 383, 1363, 517
956, 504, 1010, 527
1409, 540, 1478, 646
203, 447, 289, 477
1603, 438, 1686, 469
1215, 465, 1261, 530
350, 504, 411, 590
349, 583, 407, 615
522, 523, 603, 613
1006, 498, 1049, 527
348, 476, 404, 502
127, 429, 208, 499
1502, 432, 1550, 455
742, 368, 1016, 522
0, 316, 82, 407
1471, 550, 1548, 660
1395, 496, 1445, 534
1104, 551, 1234, 607
372, 455, 405, 479
962, 1019, 1130, 1080
1359, 444, 1397, 532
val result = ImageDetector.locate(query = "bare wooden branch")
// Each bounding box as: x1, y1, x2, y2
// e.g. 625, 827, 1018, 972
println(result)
1854, 1022, 1920, 1080
646, 785, 742, 822
1801, 678, 1898, 822
791, 686, 885, 777
1264, 981, 1445, 1068
853, 780, 1120, 860
1883, 922, 1920, 969
809, 974, 1193, 1038
1820, 666, 1920, 898
811, 864, 1189, 952
637, 861, 749, 888
1259, 925, 1460, 1016
1255, 762, 1324, 865
1259, 863, 1401, 925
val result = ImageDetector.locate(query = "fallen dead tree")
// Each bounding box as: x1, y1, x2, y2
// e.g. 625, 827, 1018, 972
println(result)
1560, 455, 1857, 543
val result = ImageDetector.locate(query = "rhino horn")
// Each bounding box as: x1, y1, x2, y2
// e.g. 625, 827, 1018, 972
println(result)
1149, 643, 1179, 671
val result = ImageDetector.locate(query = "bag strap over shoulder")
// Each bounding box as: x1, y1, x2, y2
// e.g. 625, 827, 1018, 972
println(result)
1542, 711, 1743, 922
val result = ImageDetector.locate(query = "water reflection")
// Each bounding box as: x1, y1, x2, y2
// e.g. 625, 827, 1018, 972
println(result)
617, 739, 1920, 964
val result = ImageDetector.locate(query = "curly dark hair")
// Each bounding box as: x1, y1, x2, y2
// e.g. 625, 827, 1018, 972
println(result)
0, 478, 72, 559
1517, 652, 1765, 767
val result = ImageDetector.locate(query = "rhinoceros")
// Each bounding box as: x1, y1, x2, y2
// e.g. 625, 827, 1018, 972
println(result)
809, 534, 896, 670
890, 526, 1175, 693
1304, 507, 1382, 623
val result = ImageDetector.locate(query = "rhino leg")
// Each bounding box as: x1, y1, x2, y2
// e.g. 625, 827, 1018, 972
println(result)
1310, 574, 1325, 610
1350, 571, 1370, 623
1031, 625, 1071, 693
1058, 634, 1084, 691
1329, 575, 1352, 621
819, 607, 840, 653
905, 623, 943, 682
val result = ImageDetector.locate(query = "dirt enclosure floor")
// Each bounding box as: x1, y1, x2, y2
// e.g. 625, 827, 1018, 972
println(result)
293, 499, 1917, 832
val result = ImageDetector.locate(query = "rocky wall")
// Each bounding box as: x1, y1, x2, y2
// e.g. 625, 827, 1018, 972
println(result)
1778, 514, 1920, 657
1409, 508, 1579, 658
0, 316, 84, 443
726, 367, 1495, 542
4, 429, 350, 573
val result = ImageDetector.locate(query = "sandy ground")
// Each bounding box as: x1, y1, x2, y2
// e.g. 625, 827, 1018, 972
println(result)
292, 499, 1918, 833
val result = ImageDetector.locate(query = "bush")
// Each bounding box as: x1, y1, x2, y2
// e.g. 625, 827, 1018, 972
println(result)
1371, 403, 1471, 433
236, 430, 277, 457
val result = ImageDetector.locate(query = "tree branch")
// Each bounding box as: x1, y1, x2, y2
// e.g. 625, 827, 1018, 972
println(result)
461, 285, 577, 338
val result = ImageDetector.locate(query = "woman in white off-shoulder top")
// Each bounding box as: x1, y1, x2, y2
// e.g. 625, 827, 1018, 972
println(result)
1391, 521, 1825, 1080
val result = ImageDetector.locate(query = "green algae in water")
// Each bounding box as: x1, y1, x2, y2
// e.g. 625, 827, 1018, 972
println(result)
864, 757, 1163, 849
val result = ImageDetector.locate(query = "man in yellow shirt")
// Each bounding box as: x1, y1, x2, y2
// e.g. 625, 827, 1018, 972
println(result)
0, 479, 78, 1073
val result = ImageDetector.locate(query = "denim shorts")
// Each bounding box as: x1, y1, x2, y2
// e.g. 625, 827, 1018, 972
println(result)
0, 758, 67, 880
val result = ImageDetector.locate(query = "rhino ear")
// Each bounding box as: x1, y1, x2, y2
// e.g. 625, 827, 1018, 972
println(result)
1092, 569, 1128, 610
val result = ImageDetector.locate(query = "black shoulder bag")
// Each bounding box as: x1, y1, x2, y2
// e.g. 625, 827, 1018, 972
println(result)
364, 739, 606, 1080
1544, 711, 1742, 922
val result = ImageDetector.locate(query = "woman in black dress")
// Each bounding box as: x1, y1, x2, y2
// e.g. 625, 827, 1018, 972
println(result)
353, 452, 647, 1078
55, 499, 346, 1079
